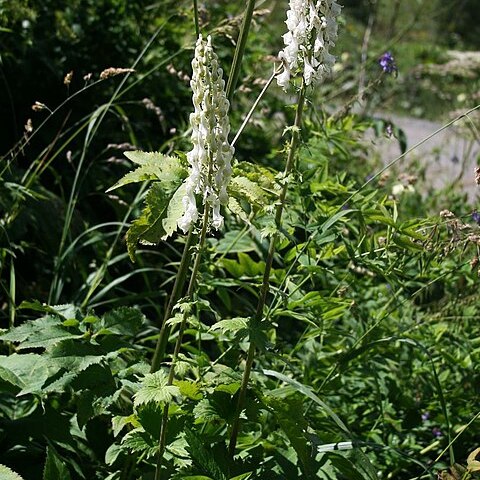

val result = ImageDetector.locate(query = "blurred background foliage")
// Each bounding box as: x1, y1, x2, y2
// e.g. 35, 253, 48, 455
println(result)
0, 0, 479, 479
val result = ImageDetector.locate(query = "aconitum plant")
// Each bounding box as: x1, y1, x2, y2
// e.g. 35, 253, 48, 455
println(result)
276, 0, 342, 89
178, 34, 234, 233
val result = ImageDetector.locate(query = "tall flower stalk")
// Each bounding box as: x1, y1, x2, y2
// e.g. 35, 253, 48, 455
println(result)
151, 34, 234, 372
154, 34, 233, 479
229, 0, 341, 456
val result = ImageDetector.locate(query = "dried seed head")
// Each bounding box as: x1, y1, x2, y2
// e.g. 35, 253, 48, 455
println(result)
24, 118, 33, 134
440, 209, 455, 219
475, 166, 480, 186
64, 70, 73, 86
32, 101, 47, 112
276, 0, 342, 89
177, 35, 234, 233
100, 67, 135, 80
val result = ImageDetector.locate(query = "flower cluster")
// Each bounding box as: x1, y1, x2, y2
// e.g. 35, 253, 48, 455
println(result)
379, 52, 398, 75
177, 35, 234, 233
276, 0, 342, 89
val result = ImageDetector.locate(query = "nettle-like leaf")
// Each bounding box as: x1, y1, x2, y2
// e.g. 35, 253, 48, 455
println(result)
210, 318, 248, 340
133, 370, 180, 407
0, 314, 83, 350
126, 182, 187, 261
174, 380, 203, 400
107, 151, 186, 192
121, 428, 158, 458
184, 429, 228, 480
162, 182, 187, 239
96, 307, 146, 337
0, 464, 24, 480
0, 353, 53, 393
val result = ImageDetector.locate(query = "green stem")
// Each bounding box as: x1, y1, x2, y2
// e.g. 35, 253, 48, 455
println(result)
151, 228, 196, 373
228, 82, 307, 456
193, 0, 200, 38
154, 209, 210, 480
226, 0, 256, 102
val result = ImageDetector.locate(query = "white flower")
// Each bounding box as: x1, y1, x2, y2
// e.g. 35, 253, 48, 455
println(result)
177, 35, 234, 233
276, 0, 342, 89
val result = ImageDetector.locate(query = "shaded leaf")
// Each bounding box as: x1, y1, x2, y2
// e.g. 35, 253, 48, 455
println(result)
133, 370, 180, 407
43, 445, 71, 480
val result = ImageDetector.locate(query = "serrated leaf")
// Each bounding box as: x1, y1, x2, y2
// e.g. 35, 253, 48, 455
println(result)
121, 429, 158, 458
97, 307, 145, 336
193, 399, 223, 424
43, 445, 71, 480
210, 318, 248, 337
133, 370, 180, 407
0, 353, 51, 392
18, 301, 79, 320
184, 429, 228, 480
126, 183, 171, 261
175, 380, 203, 400
0, 315, 83, 350
107, 151, 185, 192
0, 464, 24, 480
229, 175, 267, 206
162, 183, 187, 239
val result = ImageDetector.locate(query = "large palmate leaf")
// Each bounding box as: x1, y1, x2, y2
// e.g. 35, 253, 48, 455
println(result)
106, 151, 186, 192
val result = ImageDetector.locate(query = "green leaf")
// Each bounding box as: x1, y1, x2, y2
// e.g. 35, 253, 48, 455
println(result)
43, 445, 72, 480
210, 318, 248, 336
392, 234, 424, 252
162, 183, 187, 239
97, 307, 145, 336
184, 429, 228, 480
105, 444, 123, 466
230, 474, 253, 480
133, 370, 180, 407
175, 380, 203, 400
0, 354, 51, 392
265, 395, 311, 474
181, 477, 214, 480
107, 151, 185, 192
0, 465, 24, 480
229, 175, 268, 206
0, 315, 83, 350
121, 429, 158, 458
126, 183, 171, 261
262, 369, 350, 435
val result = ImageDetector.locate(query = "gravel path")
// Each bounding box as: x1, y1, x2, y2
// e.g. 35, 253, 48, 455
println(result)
373, 113, 479, 201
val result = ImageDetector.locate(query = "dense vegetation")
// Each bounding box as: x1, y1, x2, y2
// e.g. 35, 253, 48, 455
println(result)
1, 1, 479, 479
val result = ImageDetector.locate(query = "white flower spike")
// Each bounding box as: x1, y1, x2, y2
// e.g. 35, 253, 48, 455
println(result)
276, 0, 342, 89
177, 35, 234, 233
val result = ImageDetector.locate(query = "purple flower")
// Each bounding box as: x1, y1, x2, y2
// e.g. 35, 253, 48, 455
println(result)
379, 52, 398, 75
432, 427, 442, 438
421, 412, 430, 421
472, 211, 480, 225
